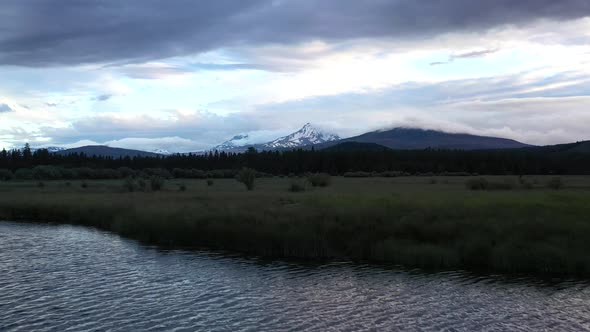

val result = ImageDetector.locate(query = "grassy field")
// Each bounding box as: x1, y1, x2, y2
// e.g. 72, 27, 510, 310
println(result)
2, 175, 590, 276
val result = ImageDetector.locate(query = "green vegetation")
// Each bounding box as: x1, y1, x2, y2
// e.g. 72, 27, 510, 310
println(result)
307, 173, 331, 187
237, 168, 256, 190
1, 176, 590, 276
288, 179, 307, 192
548, 177, 564, 190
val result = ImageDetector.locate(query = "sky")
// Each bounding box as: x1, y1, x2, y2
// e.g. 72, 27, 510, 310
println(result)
0, 0, 589, 152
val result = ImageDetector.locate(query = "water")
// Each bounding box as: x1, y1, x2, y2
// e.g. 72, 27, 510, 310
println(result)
1, 222, 590, 332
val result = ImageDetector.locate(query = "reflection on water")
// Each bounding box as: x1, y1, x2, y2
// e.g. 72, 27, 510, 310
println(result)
1, 222, 590, 331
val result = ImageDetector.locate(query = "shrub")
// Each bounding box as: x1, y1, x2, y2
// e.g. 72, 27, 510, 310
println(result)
81, 181, 88, 189
380, 171, 408, 177
466, 177, 516, 191
178, 183, 187, 192
237, 168, 256, 191
206, 179, 214, 187
519, 177, 533, 190
144, 168, 172, 179
118, 167, 135, 178
150, 176, 165, 191
32, 165, 62, 180
343, 171, 372, 178
0, 169, 14, 181
123, 177, 137, 192
14, 168, 33, 180
547, 177, 564, 190
288, 180, 306, 192
465, 178, 489, 190
307, 173, 331, 187
137, 178, 147, 191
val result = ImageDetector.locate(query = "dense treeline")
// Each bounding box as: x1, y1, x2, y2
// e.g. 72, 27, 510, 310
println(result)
1, 143, 589, 179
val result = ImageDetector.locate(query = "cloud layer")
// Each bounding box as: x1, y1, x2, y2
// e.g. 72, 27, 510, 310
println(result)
0, 1, 589, 151
1, 0, 590, 66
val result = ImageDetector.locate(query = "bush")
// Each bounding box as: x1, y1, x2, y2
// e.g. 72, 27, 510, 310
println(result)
137, 178, 147, 191
288, 180, 306, 192
118, 167, 135, 178
519, 177, 533, 190
465, 178, 489, 190
0, 169, 14, 181
343, 171, 372, 178
380, 171, 408, 177
144, 168, 172, 179
81, 181, 88, 189
123, 177, 137, 192
14, 168, 33, 180
466, 177, 516, 191
178, 183, 187, 192
236, 168, 256, 191
32, 165, 62, 180
150, 176, 165, 191
307, 173, 331, 187
206, 179, 214, 187
547, 177, 564, 190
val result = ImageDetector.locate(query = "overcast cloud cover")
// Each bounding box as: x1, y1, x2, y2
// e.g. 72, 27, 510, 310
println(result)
0, 0, 589, 151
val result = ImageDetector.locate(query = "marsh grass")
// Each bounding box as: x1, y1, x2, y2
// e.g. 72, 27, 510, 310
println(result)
2, 176, 590, 276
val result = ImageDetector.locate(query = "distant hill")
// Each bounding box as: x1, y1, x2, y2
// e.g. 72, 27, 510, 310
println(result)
317, 128, 531, 150
56, 145, 161, 158
323, 142, 390, 152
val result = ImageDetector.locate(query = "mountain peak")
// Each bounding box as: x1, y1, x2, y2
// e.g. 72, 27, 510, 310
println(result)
210, 123, 340, 152
213, 134, 251, 151
264, 123, 340, 149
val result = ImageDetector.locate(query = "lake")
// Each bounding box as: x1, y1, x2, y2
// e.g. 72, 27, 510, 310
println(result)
1, 221, 590, 331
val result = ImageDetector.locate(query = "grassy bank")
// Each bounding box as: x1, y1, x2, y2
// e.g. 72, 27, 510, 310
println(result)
2, 176, 590, 276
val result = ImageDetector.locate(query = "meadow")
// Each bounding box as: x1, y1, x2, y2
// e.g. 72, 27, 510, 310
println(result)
1, 175, 590, 276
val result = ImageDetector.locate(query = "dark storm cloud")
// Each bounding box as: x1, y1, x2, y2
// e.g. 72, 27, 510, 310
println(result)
0, 0, 589, 67
0, 103, 13, 112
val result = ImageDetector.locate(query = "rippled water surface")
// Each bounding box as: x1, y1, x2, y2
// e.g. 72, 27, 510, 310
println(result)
2, 222, 590, 331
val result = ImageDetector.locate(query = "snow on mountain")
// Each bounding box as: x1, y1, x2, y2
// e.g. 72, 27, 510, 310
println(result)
212, 134, 251, 151
152, 148, 173, 155
29, 146, 66, 153
262, 123, 340, 149
210, 123, 340, 152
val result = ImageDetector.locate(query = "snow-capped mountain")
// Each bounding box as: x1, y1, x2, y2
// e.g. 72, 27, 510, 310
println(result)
211, 123, 340, 152
152, 148, 173, 155
213, 134, 251, 151
29, 146, 66, 153
262, 123, 340, 149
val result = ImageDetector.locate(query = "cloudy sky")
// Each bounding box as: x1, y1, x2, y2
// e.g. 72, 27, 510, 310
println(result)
1, 0, 589, 152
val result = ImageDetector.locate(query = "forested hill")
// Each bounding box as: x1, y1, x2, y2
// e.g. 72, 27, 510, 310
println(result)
316, 128, 531, 150
55, 145, 161, 158
1, 141, 590, 176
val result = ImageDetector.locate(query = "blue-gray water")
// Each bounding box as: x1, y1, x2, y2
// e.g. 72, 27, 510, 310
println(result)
2, 222, 590, 332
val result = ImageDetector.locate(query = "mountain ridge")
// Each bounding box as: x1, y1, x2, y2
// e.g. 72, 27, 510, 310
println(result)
314, 127, 532, 151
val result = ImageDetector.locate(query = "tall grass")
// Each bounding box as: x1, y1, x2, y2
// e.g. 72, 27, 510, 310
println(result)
1, 177, 590, 276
